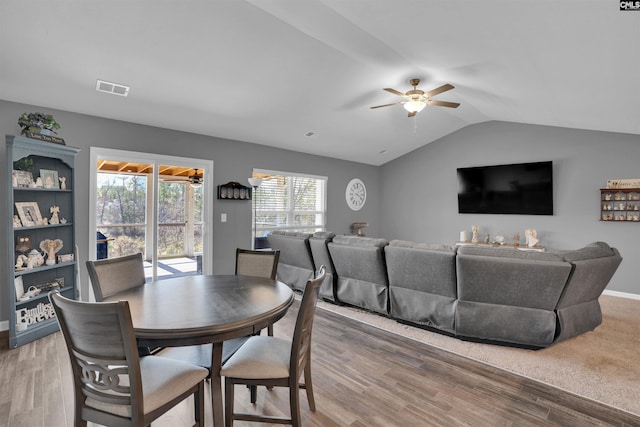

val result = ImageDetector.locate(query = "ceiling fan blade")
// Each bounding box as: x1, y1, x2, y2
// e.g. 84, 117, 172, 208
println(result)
383, 88, 407, 97
425, 83, 454, 98
408, 111, 417, 118
427, 99, 460, 108
370, 102, 403, 109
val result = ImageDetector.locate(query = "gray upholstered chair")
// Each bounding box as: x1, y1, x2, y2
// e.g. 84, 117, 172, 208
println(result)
49, 291, 208, 427
86, 253, 153, 356
221, 266, 326, 427
86, 253, 146, 301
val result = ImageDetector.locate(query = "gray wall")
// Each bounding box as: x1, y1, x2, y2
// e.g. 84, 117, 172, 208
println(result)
3, 102, 638, 328
380, 121, 639, 295
0, 100, 380, 325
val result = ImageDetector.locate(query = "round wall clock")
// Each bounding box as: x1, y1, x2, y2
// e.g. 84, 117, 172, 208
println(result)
346, 178, 366, 211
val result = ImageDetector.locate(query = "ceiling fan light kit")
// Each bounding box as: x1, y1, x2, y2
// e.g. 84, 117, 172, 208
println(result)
403, 100, 426, 113
371, 78, 460, 117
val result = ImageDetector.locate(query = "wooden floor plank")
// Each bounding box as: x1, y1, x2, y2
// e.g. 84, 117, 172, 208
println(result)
1, 301, 639, 427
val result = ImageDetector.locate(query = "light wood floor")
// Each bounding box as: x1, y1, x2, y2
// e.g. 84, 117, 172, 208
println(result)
2, 301, 639, 427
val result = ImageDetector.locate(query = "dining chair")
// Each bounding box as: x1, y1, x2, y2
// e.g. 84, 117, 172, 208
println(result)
86, 253, 156, 356
86, 253, 146, 301
235, 248, 281, 336
220, 266, 326, 427
49, 291, 208, 427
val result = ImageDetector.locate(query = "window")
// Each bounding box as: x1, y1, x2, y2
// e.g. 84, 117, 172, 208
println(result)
253, 169, 327, 237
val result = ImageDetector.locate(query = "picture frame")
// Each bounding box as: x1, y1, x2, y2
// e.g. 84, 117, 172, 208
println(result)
12, 170, 34, 188
32, 277, 64, 293
14, 276, 24, 302
40, 169, 59, 189
57, 253, 74, 263
15, 202, 43, 227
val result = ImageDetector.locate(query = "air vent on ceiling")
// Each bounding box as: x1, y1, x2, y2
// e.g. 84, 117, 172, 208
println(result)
96, 80, 130, 97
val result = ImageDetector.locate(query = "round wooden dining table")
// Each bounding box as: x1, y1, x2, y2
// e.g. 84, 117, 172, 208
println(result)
104, 274, 294, 427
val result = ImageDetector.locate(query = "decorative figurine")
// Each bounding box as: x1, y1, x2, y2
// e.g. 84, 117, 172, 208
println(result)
525, 228, 539, 247
40, 238, 63, 266
15, 254, 27, 270
471, 224, 479, 243
513, 232, 520, 247
35, 177, 43, 188
26, 249, 45, 269
484, 233, 490, 244
59, 176, 67, 190
13, 215, 22, 228
16, 236, 31, 254
50, 205, 60, 224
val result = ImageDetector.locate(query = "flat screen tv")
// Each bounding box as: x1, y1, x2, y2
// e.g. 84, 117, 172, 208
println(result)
457, 161, 553, 215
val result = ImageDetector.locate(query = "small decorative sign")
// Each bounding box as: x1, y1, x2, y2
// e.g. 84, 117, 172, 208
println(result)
16, 302, 56, 330
217, 182, 252, 200
606, 179, 640, 189
24, 131, 65, 145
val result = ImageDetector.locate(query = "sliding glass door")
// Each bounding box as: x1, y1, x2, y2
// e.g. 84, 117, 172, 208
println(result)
89, 148, 213, 287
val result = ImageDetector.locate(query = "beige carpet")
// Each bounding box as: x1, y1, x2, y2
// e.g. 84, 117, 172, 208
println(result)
316, 294, 640, 416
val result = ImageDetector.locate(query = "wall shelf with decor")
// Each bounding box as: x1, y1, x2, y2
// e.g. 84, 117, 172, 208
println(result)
217, 181, 252, 200
600, 188, 640, 222
6, 135, 80, 348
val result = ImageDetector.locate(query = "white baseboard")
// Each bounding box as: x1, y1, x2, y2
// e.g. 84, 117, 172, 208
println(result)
603, 289, 640, 300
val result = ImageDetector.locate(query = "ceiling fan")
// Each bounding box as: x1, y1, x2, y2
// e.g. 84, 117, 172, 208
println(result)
162, 168, 203, 187
371, 78, 460, 117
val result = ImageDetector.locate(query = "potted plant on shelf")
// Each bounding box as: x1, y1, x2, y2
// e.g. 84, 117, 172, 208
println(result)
18, 112, 61, 136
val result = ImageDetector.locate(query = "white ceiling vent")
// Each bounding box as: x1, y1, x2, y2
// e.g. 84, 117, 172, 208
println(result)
96, 80, 130, 97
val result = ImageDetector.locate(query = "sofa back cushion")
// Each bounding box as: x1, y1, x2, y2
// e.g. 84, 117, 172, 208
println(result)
554, 242, 622, 308
386, 240, 457, 297
329, 235, 388, 284
456, 247, 571, 310
552, 241, 616, 262
309, 232, 337, 300
267, 231, 314, 270
266, 230, 314, 290
457, 245, 564, 262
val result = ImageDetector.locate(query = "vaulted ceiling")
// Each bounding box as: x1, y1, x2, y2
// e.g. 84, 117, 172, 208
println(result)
1, 1, 638, 166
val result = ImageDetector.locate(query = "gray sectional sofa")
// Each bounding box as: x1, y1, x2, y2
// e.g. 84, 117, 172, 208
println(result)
266, 231, 622, 348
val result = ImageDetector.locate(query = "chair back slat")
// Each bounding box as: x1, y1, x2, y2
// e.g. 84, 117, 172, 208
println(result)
86, 253, 146, 301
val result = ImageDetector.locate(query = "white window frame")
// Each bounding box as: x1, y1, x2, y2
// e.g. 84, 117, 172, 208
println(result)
253, 168, 327, 236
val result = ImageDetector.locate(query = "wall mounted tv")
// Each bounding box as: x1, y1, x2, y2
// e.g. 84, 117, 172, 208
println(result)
457, 161, 553, 215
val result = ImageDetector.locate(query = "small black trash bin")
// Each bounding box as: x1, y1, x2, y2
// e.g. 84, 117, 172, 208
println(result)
97, 232, 109, 260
